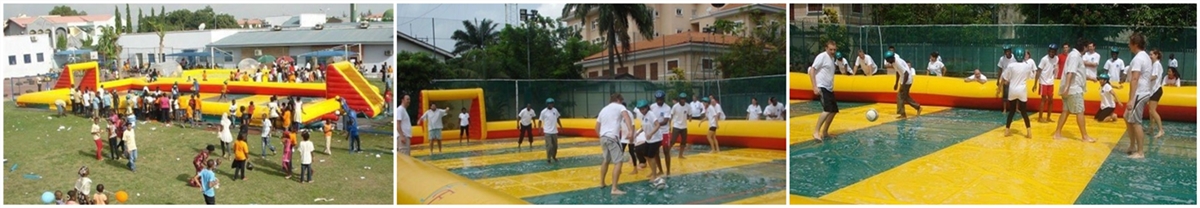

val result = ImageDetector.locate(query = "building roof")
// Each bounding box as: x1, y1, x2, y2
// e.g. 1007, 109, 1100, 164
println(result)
237, 19, 264, 25
587, 73, 641, 80
207, 26, 392, 48
716, 4, 787, 12
581, 31, 741, 61
395, 31, 453, 59
7, 15, 113, 27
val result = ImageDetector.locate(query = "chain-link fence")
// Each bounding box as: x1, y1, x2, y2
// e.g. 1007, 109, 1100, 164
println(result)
406, 75, 786, 121
791, 23, 1196, 84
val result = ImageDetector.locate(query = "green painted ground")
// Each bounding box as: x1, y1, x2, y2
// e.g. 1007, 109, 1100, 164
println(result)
1076, 121, 1198, 204
789, 107, 1006, 197
2, 102, 393, 205
446, 143, 734, 180
522, 161, 786, 204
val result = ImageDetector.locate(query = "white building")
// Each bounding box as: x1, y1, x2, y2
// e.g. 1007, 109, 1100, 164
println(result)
395, 31, 452, 61
4, 34, 57, 78
116, 29, 242, 67
207, 22, 394, 71
263, 14, 327, 28
5, 15, 116, 48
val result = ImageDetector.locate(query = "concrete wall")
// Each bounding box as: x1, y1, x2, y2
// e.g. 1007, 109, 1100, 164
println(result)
4, 35, 57, 78
117, 29, 240, 66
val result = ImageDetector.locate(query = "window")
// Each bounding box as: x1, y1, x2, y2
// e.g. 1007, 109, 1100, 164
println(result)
23, 54, 31, 64
655, 32, 660, 37
667, 60, 679, 72
36, 53, 44, 62
852, 4, 864, 14
676, 29, 682, 34
654, 10, 659, 17
649, 63, 659, 80
702, 58, 713, 70
592, 22, 597, 29
807, 4, 824, 14
148, 54, 156, 63
633, 64, 646, 79
676, 8, 683, 16
8, 55, 16, 65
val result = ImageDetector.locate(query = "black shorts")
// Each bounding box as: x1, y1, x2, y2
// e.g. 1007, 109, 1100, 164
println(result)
232, 160, 246, 169
641, 141, 661, 158
1150, 88, 1164, 101
1095, 107, 1116, 121
819, 88, 839, 113
670, 128, 687, 145
1002, 83, 1010, 100
709, 126, 718, 131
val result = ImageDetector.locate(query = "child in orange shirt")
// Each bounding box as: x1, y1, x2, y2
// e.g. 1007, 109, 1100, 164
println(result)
233, 134, 249, 180
323, 119, 333, 154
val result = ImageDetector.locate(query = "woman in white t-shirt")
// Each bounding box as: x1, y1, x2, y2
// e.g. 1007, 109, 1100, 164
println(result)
1147, 50, 1166, 138
458, 108, 470, 143
1095, 74, 1122, 122
927, 52, 945, 76
1000, 49, 1035, 138
698, 98, 722, 153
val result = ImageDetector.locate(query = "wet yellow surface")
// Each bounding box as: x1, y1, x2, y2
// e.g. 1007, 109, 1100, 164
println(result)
412, 137, 592, 156
790, 103, 950, 144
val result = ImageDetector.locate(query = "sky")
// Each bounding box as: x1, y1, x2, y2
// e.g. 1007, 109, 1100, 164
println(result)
395, 3, 565, 52
5, 4, 392, 28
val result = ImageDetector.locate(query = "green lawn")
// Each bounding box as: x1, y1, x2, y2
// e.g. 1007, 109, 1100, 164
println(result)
3, 102, 394, 205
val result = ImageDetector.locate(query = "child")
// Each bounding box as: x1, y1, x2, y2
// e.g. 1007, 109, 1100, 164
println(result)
323, 119, 333, 155
299, 131, 315, 183
74, 166, 93, 196
65, 190, 78, 205
261, 113, 276, 158
92, 184, 108, 205
54, 190, 64, 205
124, 126, 138, 172
281, 128, 295, 179
1095, 74, 1122, 122
1001, 49, 1035, 138
91, 117, 103, 160
218, 80, 229, 101
233, 134, 249, 180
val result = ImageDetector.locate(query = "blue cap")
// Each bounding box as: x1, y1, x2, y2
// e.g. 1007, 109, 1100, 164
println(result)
678, 92, 687, 98
636, 99, 650, 109
1049, 44, 1058, 50
1099, 73, 1110, 80
884, 51, 895, 59
654, 90, 665, 99
1014, 47, 1026, 60
1110, 47, 1120, 53
545, 98, 555, 103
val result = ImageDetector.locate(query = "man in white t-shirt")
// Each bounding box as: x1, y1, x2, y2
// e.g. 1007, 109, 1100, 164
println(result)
746, 98, 762, 120
883, 45, 902, 75
927, 52, 946, 76
537, 98, 561, 163
1104, 47, 1127, 86
636, 100, 666, 181
855, 49, 878, 76
888, 51, 922, 119
1168, 54, 1178, 72
517, 104, 537, 149
772, 98, 786, 120
835, 52, 852, 75
458, 107, 470, 143
763, 97, 778, 120
1035, 44, 1059, 123
1001, 48, 1034, 138
666, 93, 690, 174
689, 95, 705, 119
1123, 33, 1154, 159
418, 104, 450, 153
1083, 42, 1101, 81
810, 41, 839, 142
697, 97, 723, 153
965, 69, 988, 84
1052, 38, 1097, 143
997, 45, 1016, 113
595, 93, 632, 195
396, 95, 412, 156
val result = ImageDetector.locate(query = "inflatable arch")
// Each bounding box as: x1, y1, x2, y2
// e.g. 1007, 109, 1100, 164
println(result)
53, 62, 100, 90
417, 88, 487, 144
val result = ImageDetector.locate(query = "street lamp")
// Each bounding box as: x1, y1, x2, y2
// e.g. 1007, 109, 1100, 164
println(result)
519, 9, 538, 79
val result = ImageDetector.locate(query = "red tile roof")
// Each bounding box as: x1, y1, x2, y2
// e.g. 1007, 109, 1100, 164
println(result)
8, 15, 113, 27
582, 32, 741, 61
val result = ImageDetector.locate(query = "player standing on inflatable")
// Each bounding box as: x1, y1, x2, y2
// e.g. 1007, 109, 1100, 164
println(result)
538, 98, 561, 163
888, 51, 922, 119
517, 104, 537, 150
996, 45, 1016, 114
1104, 47, 1127, 86
1052, 38, 1098, 143
927, 52, 945, 77
596, 93, 633, 195
1001, 48, 1035, 138
1034, 44, 1059, 123
809, 40, 839, 142
1123, 32, 1153, 159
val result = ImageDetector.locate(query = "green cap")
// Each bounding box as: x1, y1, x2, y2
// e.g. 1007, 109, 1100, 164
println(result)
545, 98, 555, 103
1003, 45, 1012, 50
1014, 47, 1026, 60
1110, 47, 1120, 53
701, 97, 711, 103
678, 92, 687, 98
636, 99, 650, 109
836, 52, 844, 59
884, 51, 895, 59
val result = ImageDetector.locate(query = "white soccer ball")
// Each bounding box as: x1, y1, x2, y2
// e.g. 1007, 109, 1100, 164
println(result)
866, 109, 878, 122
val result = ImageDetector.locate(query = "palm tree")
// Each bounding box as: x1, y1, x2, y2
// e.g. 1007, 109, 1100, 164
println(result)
450, 18, 499, 55
562, 4, 654, 76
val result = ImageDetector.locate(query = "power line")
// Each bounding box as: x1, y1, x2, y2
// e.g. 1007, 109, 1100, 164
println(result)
396, 4, 443, 26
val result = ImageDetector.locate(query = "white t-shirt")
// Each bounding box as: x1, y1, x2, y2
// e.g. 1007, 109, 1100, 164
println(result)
1169, 58, 1178, 68
268, 102, 280, 118
689, 101, 705, 117
642, 111, 663, 143
836, 57, 850, 73
621, 110, 635, 144
1129, 51, 1155, 97
1100, 84, 1116, 109
966, 74, 988, 83
1063, 49, 1087, 95
398, 106, 412, 137
855, 55, 877, 74
1152, 60, 1165, 92
261, 117, 272, 137
774, 103, 786, 120
1083, 52, 1101, 78
746, 104, 762, 120
706, 105, 722, 128
458, 113, 469, 126
421, 109, 447, 130
298, 140, 314, 164
670, 103, 689, 129
927, 60, 945, 76
1105, 58, 1126, 82
219, 114, 233, 143
75, 177, 93, 195
1002, 60, 1034, 101
518, 108, 536, 126
650, 102, 671, 135
293, 100, 304, 122
596, 103, 628, 139
997, 55, 1016, 74
539, 108, 560, 134
812, 52, 836, 91
1038, 55, 1058, 85
893, 57, 914, 84
762, 104, 777, 120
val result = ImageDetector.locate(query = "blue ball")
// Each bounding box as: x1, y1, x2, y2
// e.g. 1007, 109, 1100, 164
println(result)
41, 191, 54, 204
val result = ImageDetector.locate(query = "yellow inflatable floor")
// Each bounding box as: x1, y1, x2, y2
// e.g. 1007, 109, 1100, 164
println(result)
788, 100, 1197, 204
411, 136, 787, 204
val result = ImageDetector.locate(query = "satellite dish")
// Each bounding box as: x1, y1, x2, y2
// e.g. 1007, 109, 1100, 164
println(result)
198, 23, 206, 31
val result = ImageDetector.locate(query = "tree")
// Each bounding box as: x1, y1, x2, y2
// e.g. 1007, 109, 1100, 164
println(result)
125, 4, 133, 33
81, 35, 94, 48
394, 51, 449, 97
717, 8, 786, 78
450, 18, 500, 55
96, 26, 122, 68
114, 6, 124, 34
49, 5, 85, 16
871, 4, 995, 25
562, 4, 655, 76
55, 34, 68, 50
382, 9, 394, 22
148, 20, 167, 63
137, 9, 144, 33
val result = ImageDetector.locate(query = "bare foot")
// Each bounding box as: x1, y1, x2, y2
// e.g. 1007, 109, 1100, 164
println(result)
916, 108, 922, 116
1052, 133, 1066, 140
611, 189, 626, 195
600, 183, 608, 188
1004, 128, 1012, 137
1025, 129, 1032, 139
894, 115, 906, 119
678, 155, 686, 159
1081, 137, 1097, 143
1155, 130, 1164, 138
1126, 153, 1145, 159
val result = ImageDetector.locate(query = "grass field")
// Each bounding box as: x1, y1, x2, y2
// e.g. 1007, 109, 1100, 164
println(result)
2, 102, 394, 204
